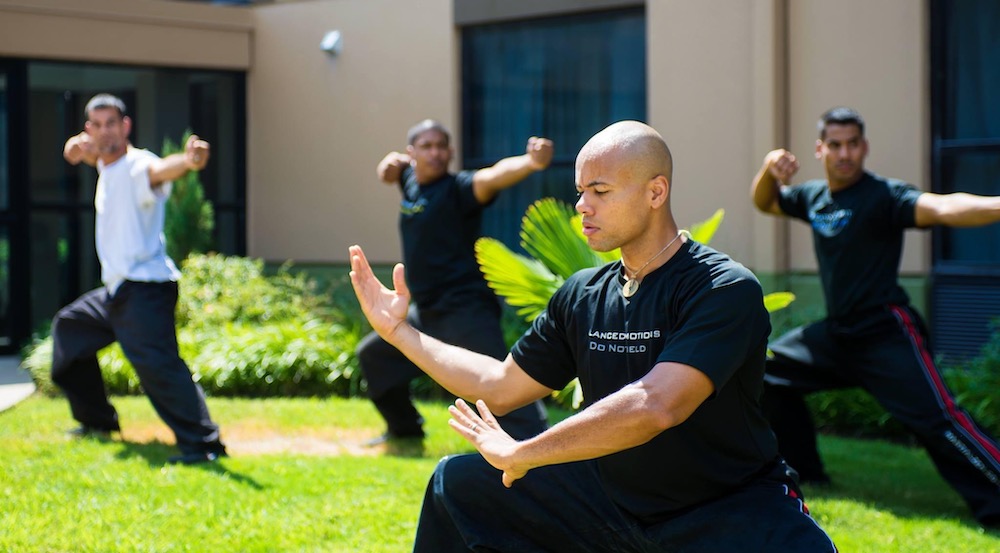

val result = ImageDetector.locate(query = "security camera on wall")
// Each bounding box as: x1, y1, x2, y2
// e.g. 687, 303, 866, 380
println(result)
320, 30, 343, 56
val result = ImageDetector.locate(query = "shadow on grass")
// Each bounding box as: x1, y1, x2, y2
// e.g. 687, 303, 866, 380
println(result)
803, 434, 991, 532
110, 438, 265, 490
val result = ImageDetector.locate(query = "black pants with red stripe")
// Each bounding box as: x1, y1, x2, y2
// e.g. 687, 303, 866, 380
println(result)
763, 304, 1000, 524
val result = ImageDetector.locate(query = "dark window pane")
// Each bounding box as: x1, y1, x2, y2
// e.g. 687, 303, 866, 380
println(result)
0, 226, 9, 347
931, 0, 1000, 360
30, 211, 71, 332
0, 74, 7, 211
940, 2, 1000, 141
462, 8, 646, 251
213, 209, 242, 256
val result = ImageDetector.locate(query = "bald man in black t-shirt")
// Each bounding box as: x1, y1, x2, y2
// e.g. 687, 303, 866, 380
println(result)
350, 121, 836, 551
357, 120, 552, 445
752, 106, 1000, 528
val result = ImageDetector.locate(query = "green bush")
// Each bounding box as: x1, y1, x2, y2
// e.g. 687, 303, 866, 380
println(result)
23, 254, 364, 398
177, 254, 330, 328
807, 389, 912, 442
942, 326, 1000, 437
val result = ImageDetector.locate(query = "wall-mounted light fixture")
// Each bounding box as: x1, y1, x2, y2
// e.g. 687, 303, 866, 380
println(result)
320, 30, 343, 56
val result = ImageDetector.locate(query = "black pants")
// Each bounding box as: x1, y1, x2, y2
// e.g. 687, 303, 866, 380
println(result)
414, 454, 837, 552
763, 304, 1000, 523
50, 281, 224, 455
357, 291, 547, 441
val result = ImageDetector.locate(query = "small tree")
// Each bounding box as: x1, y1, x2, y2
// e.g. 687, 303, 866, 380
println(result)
161, 131, 214, 262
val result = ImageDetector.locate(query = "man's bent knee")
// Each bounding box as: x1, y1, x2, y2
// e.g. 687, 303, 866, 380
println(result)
434, 454, 495, 503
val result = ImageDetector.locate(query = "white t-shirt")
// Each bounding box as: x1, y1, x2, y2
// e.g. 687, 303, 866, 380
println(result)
94, 148, 181, 294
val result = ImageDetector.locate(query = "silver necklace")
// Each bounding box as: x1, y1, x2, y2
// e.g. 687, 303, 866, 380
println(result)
621, 231, 686, 298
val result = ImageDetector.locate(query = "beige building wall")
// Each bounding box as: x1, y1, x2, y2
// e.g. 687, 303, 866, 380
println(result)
0, 0, 933, 275
786, 0, 929, 274
649, 0, 928, 277
249, 0, 456, 264
648, 0, 762, 270
0, 0, 252, 69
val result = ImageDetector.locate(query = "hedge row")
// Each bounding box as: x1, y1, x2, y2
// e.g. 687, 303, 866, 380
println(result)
22, 253, 1000, 440
23, 254, 366, 398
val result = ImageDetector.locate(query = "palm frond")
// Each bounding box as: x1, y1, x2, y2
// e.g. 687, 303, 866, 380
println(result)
688, 208, 724, 244
551, 378, 585, 409
520, 199, 607, 279
763, 292, 796, 313
475, 237, 563, 322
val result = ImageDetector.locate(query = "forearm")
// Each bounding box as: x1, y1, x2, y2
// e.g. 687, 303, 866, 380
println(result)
149, 153, 195, 185
389, 323, 517, 407
751, 165, 782, 214
509, 383, 671, 472
932, 193, 1000, 227
476, 154, 538, 191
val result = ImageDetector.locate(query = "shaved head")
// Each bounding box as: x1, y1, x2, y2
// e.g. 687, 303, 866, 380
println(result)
577, 121, 673, 184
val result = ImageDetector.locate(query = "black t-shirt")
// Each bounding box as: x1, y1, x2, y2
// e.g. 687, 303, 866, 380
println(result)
778, 172, 923, 321
397, 165, 493, 306
511, 240, 777, 523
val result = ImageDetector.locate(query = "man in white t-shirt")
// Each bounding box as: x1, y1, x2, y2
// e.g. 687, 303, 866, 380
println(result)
55, 93, 226, 465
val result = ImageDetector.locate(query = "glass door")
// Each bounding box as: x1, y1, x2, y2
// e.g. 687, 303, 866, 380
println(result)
0, 61, 29, 353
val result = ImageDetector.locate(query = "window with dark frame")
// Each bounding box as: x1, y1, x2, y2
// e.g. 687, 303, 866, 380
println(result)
460, 7, 646, 252
929, 0, 1000, 361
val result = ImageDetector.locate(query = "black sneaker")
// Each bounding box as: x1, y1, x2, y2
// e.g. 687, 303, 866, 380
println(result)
167, 449, 228, 465
67, 425, 119, 438
979, 515, 1000, 531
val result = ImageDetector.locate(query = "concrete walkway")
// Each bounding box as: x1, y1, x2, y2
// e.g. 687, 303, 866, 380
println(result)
0, 355, 36, 412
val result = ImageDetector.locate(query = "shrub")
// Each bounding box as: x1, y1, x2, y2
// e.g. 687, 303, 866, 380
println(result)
23, 254, 364, 398
807, 389, 912, 443
941, 326, 1000, 437
176, 255, 329, 328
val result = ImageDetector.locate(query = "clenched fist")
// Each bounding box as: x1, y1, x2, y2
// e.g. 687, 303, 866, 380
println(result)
526, 137, 554, 171
185, 134, 211, 171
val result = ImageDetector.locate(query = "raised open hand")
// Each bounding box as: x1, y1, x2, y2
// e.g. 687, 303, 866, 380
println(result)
348, 245, 411, 342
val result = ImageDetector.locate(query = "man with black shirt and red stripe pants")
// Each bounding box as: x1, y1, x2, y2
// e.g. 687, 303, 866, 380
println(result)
752, 106, 1000, 528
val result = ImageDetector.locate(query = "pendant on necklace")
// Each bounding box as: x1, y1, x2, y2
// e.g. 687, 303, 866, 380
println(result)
622, 278, 639, 298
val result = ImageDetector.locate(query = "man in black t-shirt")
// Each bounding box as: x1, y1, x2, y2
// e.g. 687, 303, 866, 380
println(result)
350, 121, 836, 551
752, 106, 1000, 527
357, 120, 552, 445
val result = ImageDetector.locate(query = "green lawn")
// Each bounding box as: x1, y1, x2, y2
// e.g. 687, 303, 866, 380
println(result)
2, 395, 999, 552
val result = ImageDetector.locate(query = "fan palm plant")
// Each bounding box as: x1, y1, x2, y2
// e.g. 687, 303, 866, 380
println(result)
476, 198, 794, 408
